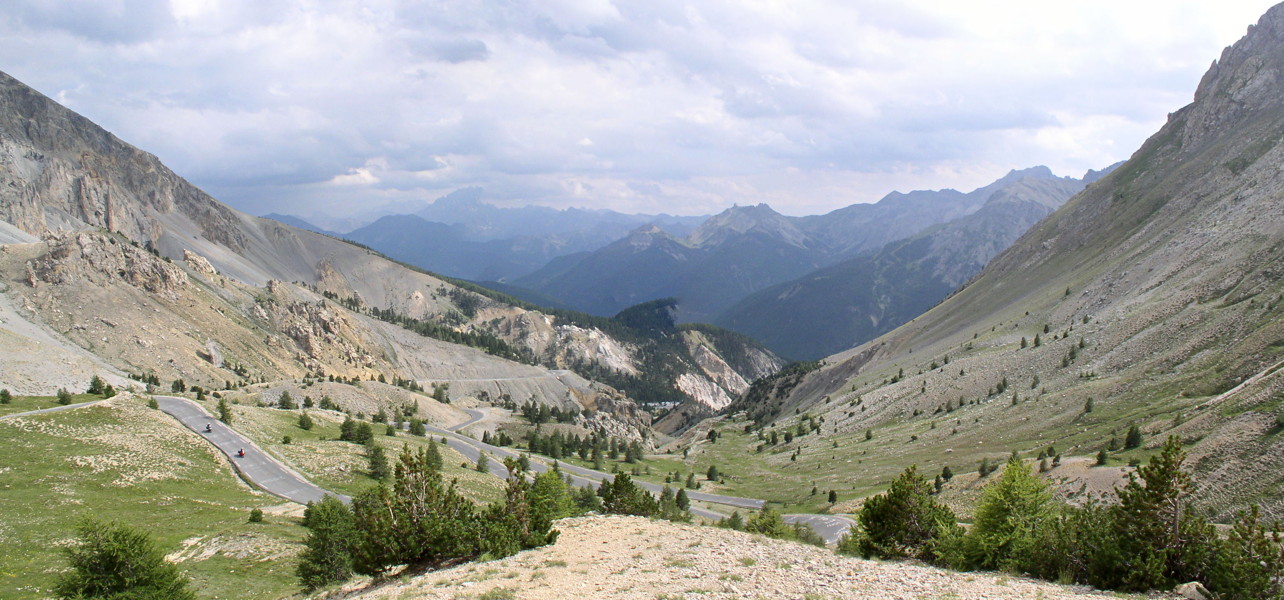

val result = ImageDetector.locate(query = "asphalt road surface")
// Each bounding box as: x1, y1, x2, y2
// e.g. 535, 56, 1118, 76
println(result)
783, 514, 857, 545
419, 422, 781, 520
7, 396, 854, 540
448, 408, 487, 432
155, 396, 346, 505
422, 423, 856, 539
0, 399, 106, 420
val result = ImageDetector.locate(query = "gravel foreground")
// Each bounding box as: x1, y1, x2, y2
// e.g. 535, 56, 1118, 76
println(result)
338, 514, 1144, 600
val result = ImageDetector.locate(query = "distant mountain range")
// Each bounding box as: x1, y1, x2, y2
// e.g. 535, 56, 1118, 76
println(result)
716, 167, 1112, 359
269, 189, 705, 281
510, 167, 1091, 336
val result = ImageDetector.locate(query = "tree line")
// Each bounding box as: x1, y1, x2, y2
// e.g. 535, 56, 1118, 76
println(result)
836, 437, 1283, 599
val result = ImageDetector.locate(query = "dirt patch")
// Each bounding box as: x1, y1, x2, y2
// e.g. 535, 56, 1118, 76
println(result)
339, 515, 1128, 600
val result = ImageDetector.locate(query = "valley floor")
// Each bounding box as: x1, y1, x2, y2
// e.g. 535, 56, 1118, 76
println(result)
341, 515, 1131, 600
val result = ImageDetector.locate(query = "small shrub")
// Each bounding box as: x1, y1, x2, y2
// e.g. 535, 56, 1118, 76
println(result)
478, 587, 517, 600
248, 508, 264, 523
57, 389, 73, 405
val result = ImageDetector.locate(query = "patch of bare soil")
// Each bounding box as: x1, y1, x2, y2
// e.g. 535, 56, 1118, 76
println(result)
338, 515, 1129, 600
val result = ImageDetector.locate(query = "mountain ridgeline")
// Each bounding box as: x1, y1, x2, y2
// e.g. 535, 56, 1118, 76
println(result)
336, 188, 704, 281
717, 169, 1102, 360
512, 166, 1089, 356
0, 69, 780, 421
733, 4, 1284, 522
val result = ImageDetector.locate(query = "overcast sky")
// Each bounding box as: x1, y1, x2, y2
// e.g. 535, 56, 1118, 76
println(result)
1, 1, 1278, 218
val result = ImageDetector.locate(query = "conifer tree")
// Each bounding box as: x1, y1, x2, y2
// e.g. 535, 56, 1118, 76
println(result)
56, 519, 195, 600
297, 495, 356, 589
963, 455, 1054, 571
1107, 436, 1216, 591
217, 397, 233, 425
1124, 425, 1143, 450
857, 465, 959, 561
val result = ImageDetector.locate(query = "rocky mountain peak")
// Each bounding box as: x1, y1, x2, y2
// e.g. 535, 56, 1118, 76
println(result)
998, 165, 1056, 183
1181, 2, 1284, 150
619, 223, 679, 251
687, 202, 809, 249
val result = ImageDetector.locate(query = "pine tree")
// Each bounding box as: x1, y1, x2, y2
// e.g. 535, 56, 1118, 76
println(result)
706, 465, 720, 481
828, 489, 838, 503
298, 412, 315, 430
87, 375, 105, 395
1124, 425, 1143, 450
55, 519, 196, 600
278, 391, 296, 409
292, 498, 349, 591
745, 506, 792, 538
475, 453, 489, 473
349, 447, 481, 574
57, 388, 73, 405
1106, 436, 1216, 591
676, 488, 690, 511
857, 465, 960, 561
1206, 505, 1284, 600
0, 389, 10, 404
598, 473, 658, 517
368, 444, 390, 481
217, 397, 233, 425
963, 455, 1054, 571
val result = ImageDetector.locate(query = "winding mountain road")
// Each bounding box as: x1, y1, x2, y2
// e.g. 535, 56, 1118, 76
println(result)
448, 408, 488, 432
155, 396, 346, 505
141, 395, 849, 542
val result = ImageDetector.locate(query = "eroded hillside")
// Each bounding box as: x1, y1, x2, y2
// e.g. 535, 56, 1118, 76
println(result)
0, 70, 778, 423
736, 5, 1284, 521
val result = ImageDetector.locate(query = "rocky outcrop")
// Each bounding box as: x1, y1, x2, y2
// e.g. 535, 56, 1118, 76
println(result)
182, 250, 218, 278
25, 231, 187, 298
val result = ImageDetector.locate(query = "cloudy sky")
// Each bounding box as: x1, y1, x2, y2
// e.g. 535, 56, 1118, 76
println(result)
1, 1, 1277, 219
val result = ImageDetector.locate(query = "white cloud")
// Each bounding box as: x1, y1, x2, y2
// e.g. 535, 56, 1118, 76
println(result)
0, 0, 1278, 217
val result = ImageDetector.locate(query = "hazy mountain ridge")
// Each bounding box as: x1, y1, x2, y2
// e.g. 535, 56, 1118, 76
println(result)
718, 170, 1094, 359
333, 189, 706, 281
516, 167, 1085, 325
741, 5, 1284, 521
0, 69, 778, 419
